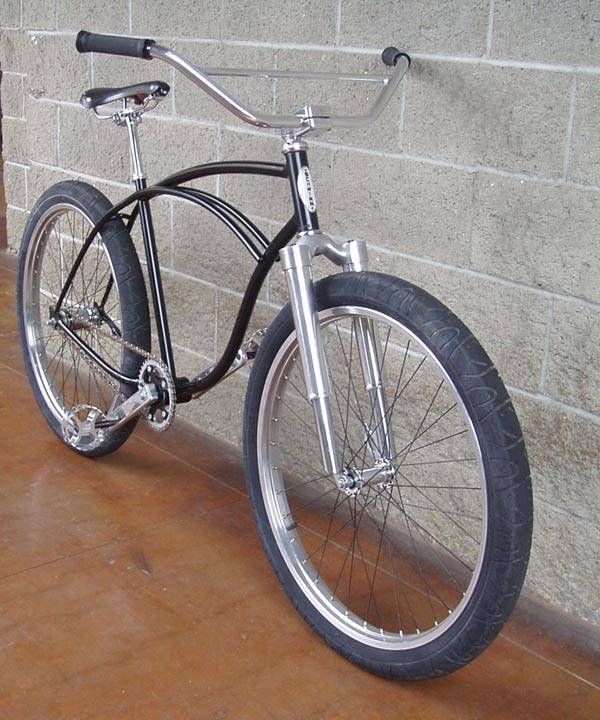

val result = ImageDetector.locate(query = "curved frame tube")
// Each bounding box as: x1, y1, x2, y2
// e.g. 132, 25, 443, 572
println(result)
53, 160, 294, 398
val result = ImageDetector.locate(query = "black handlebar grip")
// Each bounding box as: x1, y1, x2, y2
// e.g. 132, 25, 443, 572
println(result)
381, 46, 411, 67
76, 30, 155, 60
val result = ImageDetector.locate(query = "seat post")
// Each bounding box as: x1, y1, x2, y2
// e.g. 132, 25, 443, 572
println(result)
123, 101, 145, 183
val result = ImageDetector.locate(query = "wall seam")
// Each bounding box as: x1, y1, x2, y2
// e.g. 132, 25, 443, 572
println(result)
539, 297, 555, 394
507, 386, 600, 425
484, 0, 495, 58
334, 0, 342, 46
335, 236, 600, 309
18, 29, 600, 76
563, 76, 578, 181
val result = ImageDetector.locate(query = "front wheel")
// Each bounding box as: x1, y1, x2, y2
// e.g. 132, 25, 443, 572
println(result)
244, 272, 532, 680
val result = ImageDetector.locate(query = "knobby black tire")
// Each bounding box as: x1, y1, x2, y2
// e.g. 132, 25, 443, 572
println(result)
17, 180, 151, 457
243, 271, 532, 680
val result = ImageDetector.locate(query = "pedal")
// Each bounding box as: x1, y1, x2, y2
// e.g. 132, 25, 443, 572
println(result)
61, 404, 106, 451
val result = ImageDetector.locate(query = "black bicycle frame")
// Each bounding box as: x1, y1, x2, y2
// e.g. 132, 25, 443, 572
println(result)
53, 157, 310, 402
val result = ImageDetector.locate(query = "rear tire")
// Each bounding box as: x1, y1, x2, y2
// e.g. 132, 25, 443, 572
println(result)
244, 271, 532, 679
17, 180, 151, 457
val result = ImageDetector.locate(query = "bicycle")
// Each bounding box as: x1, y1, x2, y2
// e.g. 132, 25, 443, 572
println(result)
16, 30, 533, 681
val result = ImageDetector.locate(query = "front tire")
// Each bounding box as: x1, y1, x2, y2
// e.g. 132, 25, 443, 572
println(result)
244, 271, 532, 680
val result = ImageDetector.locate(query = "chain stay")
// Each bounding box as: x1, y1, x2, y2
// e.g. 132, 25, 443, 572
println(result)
61, 319, 174, 433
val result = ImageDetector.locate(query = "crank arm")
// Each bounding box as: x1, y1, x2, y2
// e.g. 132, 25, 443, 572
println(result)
101, 384, 159, 430
191, 329, 265, 398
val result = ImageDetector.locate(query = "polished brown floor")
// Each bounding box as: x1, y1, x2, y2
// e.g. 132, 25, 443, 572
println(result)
0, 250, 598, 720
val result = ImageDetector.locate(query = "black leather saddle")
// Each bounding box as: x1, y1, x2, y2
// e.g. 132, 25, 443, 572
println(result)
79, 80, 170, 110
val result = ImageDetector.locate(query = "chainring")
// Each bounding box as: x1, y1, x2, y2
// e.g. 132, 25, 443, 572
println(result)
138, 358, 176, 432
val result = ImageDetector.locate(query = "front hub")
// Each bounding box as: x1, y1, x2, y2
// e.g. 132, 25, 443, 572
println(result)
337, 460, 395, 496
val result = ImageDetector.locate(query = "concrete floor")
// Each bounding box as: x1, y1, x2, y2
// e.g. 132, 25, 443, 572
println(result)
0, 243, 598, 718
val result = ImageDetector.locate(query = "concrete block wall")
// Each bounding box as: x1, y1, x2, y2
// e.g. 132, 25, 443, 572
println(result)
1, 2, 599, 625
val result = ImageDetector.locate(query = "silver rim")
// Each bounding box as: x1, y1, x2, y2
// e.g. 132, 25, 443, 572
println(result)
22, 203, 124, 427
257, 306, 487, 650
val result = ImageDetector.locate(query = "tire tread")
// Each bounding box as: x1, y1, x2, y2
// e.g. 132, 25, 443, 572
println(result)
243, 271, 532, 680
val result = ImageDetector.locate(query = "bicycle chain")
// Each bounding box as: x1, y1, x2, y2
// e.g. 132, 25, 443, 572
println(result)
61, 321, 175, 431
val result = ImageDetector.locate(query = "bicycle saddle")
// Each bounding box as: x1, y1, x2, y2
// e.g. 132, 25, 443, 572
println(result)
79, 80, 170, 110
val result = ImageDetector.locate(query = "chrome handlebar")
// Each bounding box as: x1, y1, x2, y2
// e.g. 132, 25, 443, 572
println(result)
75, 30, 410, 133
148, 44, 410, 133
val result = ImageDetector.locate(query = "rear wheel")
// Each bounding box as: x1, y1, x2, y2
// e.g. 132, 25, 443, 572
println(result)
17, 180, 151, 457
244, 271, 532, 679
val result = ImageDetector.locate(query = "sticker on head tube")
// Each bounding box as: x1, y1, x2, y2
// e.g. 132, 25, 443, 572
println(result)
297, 166, 317, 213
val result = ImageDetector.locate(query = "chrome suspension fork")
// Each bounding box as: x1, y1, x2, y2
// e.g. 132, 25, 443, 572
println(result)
281, 136, 394, 478
353, 317, 396, 461
340, 237, 395, 461
280, 242, 341, 476
281, 232, 395, 476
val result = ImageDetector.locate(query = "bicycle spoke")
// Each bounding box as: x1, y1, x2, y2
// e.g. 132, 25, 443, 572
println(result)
258, 301, 494, 645
23, 202, 133, 443
392, 470, 480, 545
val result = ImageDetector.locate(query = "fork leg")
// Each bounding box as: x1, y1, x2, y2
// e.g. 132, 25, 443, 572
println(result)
353, 316, 396, 462
279, 243, 342, 477
341, 238, 395, 462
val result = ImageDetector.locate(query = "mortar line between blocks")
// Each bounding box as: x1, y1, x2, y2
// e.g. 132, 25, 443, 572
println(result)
28, 101, 600, 193
503, 386, 600, 425
181, 37, 600, 75
169, 197, 175, 267
56, 105, 61, 167
534, 498, 596, 526
402, 51, 600, 76
30, 160, 136, 190
215, 125, 223, 196
170, 341, 213, 363
162, 266, 281, 310
214, 287, 219, 361
218, 0, 225, 41
19, 74, 25, 117
539, 298, 555, 394
23, 163, 29, 210
484, 0, 495, 58
89, 51, 94, 86
563, 77, 578, 181
23, 29, 600, 75
398, 81, 407, 147
334, 0, 342, 46
219, 123, 600, 191
1, 113, 24, 121
344, 239, 600, 310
